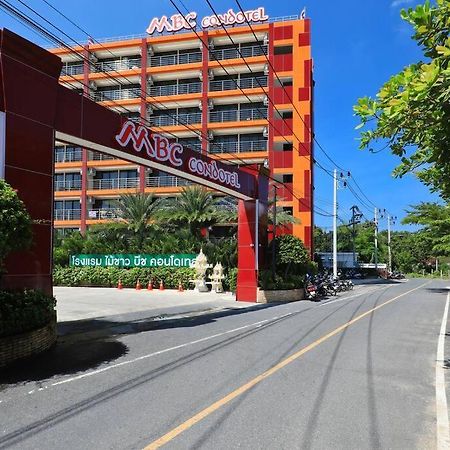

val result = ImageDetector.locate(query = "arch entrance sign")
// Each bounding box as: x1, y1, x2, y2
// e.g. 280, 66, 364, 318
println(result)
0, 29, 268, 302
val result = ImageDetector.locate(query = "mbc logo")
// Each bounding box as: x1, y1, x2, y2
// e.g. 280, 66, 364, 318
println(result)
115, 120, 183, 167
115, 120, 240, 190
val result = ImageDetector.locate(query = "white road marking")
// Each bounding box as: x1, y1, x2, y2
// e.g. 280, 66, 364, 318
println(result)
318, 284, 391, 307
436, 292, 450, 450
12, 285, 388, 397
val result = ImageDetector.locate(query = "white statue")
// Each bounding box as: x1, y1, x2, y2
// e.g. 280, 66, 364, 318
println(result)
191, 248, 212, 292
209, 262, 225, 293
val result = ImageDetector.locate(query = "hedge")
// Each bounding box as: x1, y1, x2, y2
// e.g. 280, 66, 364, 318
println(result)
0, 289, 56, 338
53, 266, 197, 289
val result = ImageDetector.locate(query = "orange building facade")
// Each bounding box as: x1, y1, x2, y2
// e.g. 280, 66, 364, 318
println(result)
52, 13, 313, 249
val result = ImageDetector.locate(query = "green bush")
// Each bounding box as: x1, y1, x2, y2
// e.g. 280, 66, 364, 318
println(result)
0, 289, 56, 338
258, 270, 304, 291
224, 268, 238, 292
53, 266, 196, 289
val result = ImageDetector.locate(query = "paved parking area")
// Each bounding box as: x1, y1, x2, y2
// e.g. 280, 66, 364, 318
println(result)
55, 287, 244, 322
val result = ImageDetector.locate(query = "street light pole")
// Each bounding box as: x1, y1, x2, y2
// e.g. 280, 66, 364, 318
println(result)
387, 214, 392, 273
374, 207, 378, 271
333, 169, 338, 278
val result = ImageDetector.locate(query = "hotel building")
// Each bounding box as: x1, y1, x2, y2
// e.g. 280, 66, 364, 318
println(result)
51, 10, 313, 249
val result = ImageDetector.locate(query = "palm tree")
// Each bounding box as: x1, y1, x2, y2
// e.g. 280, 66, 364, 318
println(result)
116, 193, 162, 248
161, 186, 231, 237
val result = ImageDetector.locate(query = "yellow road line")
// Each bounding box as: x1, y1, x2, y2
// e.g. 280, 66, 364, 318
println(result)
144, 281, 430, 449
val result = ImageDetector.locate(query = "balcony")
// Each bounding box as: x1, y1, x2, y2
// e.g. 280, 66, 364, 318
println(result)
61, 63, 84, 76
210, 76, 267, 92
55, 149, 83, 163
54, 180, 82, 191
146, 176, 192, 188
87, 208, 121, 220
150, 51, 202, 67
90, 153, 117, 161
209, 140, 267, 154
209, 108, 267, 123
210, 45, 268, 61
90, 178, 139, 190
54, 209, 81, 221
95, 87, 141, 102
95, 58, 141, 73
149, 81, 202, 97
151, 112, 201, 127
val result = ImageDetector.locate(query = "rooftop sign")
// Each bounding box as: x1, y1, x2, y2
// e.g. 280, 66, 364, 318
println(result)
146, 7, 269, 35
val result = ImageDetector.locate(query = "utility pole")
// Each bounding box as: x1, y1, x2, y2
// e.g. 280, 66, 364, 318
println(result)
349, 205, 363, 268
272, 185, 277, 278
374, 207, 378, 271
333, 169, 338, 278
387, 213, 392, 274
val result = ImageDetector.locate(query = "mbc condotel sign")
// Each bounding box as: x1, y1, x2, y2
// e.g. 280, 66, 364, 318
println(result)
146, 7, 268, 35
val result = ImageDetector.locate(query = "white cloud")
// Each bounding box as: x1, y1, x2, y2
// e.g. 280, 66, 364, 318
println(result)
391, 0, 414, 7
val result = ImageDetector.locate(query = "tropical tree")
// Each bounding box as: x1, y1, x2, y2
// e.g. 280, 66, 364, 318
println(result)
0, 179, 33, 268
354, 0, 450, 198
402, 202, 450, 255
161, 186, 231, 237
116, 193, 162, 249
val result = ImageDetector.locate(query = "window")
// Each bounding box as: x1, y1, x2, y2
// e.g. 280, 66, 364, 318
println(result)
282, 174, 293, 183
274, 45, 293, 55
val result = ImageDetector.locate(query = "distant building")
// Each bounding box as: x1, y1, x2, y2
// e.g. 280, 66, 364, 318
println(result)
318, 252, 359, 269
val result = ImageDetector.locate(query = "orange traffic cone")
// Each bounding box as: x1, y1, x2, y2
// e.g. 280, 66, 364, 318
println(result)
159, 279, 165, 291
136, 279, 142, 291
178, 281, 184, 293
147, 279, 153, 291
117, 279, 123, 290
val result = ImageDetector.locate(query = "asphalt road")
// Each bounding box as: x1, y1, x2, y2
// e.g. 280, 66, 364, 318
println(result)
0, 279, 449, 449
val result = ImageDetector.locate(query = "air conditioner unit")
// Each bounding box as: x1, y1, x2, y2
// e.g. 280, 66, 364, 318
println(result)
263, 127, 269, 138
147, 106, 154, 115
207, 131, 214, 141
88, 168, 96, 176
147, 46, 154, 57
198, 100, 203, 110
89, 54, 98, 64
264, 64, 269, 76
263, 34, 269, 46
208, 70, 214, 81
147, 76, 154, 86
199, 71, 203, 81
208, 41, 215, 50
89, 81, 97, 91
263, 96, 269, 106
87, 196, 94, 204
208, 100, 214, 110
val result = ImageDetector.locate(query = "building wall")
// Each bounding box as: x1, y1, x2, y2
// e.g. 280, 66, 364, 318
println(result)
52, 18, 313, 249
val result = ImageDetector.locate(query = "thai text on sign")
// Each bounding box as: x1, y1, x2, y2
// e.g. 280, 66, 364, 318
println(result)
70, 254, 196, 268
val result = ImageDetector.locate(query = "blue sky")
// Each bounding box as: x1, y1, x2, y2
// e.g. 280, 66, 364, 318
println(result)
0, 0, 434, 231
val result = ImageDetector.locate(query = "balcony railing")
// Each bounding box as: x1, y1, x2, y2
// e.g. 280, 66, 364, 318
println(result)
87, 208, 121, 220
54, 209, 81, 221
95, 58, 141, 73
61, 64, 84, 76
54, 180, 82, 191
150, 52, 202, 67
90, 153, 116, 161
146, 176, 192, 188
177, 142, 202, 153
55, 150, 83, 163
149, 81, 202, 97
210, 76, 267, 92
209, 140, 267, 154
151, 112, 201, 127
95, 87, 141, 102
209, 108, 267, 123
210, 45, 268, 61
90, 178, 139, 190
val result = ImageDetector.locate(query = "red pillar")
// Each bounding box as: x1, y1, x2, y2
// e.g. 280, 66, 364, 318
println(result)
200, 31, 209, 155
0, 29, 61, 295
236, 166, 269, 302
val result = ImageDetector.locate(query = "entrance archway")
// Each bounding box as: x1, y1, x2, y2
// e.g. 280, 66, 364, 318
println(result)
0, 29, 268, 302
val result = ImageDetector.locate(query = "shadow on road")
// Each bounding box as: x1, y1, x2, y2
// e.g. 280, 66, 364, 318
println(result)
0, 338, 128, 385
0, 303, 283, 386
